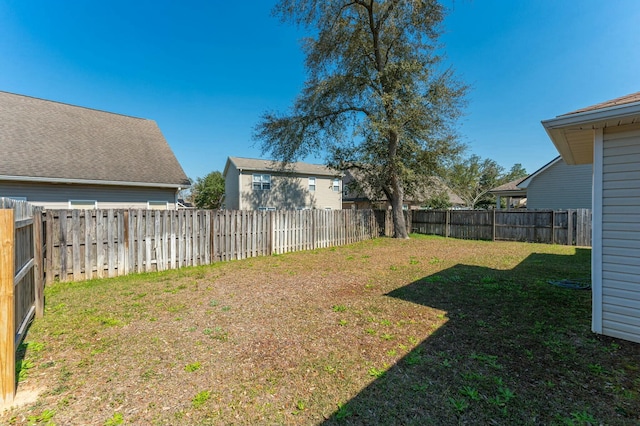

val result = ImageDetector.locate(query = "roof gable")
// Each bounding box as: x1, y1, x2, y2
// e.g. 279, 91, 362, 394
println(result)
516, 156, 561, 189
542, 91, 640, 165
0, 91, 190, 187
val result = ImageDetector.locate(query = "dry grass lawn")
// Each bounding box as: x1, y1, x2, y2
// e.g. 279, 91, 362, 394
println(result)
2, 235, 639, 425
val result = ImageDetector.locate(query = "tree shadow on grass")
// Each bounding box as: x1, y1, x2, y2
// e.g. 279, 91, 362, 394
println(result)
321, 248, 637, 425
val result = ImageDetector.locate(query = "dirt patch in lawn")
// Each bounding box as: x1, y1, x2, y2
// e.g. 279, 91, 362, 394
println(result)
2, 236, 639, 425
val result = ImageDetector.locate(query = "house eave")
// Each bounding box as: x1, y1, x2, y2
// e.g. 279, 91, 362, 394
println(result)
488, 189, 527, 197
238, 167, 341, 177
0, 175, 189, 189
542, 101, 640, 165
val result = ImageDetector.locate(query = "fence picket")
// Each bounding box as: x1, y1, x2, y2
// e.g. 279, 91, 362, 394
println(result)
411, 209, 591, 246
34, 208, 377, 282
1, 200, 46, 403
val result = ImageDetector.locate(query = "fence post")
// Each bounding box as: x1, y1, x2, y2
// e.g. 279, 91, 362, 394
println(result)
551, 211, 555, 245
567, 209, 574, 246
0, 209, 16, 404
269, 211, 274, 255
492, 209, 496, 242
33, 209, 44, 319
445, 210, 450, 238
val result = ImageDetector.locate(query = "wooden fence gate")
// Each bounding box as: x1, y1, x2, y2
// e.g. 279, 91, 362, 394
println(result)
0, 199, 45, 404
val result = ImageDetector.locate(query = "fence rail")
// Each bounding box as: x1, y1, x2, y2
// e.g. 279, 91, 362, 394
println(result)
45, 209, 379, 283
411, 209, 592, 246
0, 199, 44, 404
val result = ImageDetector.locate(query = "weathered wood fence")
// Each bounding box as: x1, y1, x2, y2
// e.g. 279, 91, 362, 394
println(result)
44, 209, 379, 283
374, 210, 412, 237
410, 209, 592, 246
0, 199, 44, 404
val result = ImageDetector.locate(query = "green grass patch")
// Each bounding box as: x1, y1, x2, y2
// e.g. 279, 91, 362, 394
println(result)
4, 237, 638, 425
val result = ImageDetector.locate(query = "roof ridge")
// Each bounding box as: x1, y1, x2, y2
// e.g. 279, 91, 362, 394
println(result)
230, 156, 328, 167
0, 90, 148, 121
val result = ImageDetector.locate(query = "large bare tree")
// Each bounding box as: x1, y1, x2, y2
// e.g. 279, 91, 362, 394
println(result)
254, 0, 466, 238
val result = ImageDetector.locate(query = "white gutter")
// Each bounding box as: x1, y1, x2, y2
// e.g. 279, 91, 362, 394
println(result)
0, 175, 188, 189
541, 100, 640, 129
542, 101, 640, 165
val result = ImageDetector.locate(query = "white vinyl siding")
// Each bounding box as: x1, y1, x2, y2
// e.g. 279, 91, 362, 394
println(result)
0, 180, 178, 210
525, 159, 592, 210
223, 165, 240, 210
601, 130, 640, 343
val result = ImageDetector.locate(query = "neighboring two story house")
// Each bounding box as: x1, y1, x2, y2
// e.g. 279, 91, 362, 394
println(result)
490, 156, 592, 210
222, 157, 342, 210
0, 91, 190, 209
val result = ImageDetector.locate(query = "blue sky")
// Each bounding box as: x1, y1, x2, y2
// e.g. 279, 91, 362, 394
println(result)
1, 0, 639, 181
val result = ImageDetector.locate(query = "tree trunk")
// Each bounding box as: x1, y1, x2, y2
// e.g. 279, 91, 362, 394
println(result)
390, 188, 409, 239
386, 129, 409, 239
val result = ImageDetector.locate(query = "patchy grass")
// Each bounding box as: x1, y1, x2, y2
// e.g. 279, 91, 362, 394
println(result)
2, 235, 639, 425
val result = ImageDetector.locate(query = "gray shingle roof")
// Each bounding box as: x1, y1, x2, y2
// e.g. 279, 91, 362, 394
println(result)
563, 91, 640, 115
0, 91, 190, 187
227, 156, 340, 177
489, 177, 527, 193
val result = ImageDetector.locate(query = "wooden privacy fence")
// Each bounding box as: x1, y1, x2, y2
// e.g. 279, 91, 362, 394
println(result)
0, 199, 44, 404
374, 210, 412, 237
45, 209, 379, 283
410, 209, 592, 246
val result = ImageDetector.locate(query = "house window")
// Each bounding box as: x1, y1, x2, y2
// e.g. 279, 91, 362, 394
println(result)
69, 200, 97, 209
308, 177, 316, 191
253, 174, 271, 190
8, 196, 27, 201
332, 178, 340, 192
148, 201, 169, 210
258, 206, 276, 211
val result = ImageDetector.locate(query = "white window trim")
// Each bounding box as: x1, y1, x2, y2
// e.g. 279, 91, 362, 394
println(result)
332, 178, 341, 192
308, 176, 316, 192
258, 206, 276, 211
147, 201, 170, 210
8, 196, 27, 201
69, 200, 97, 209
253, 174, 272, 190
